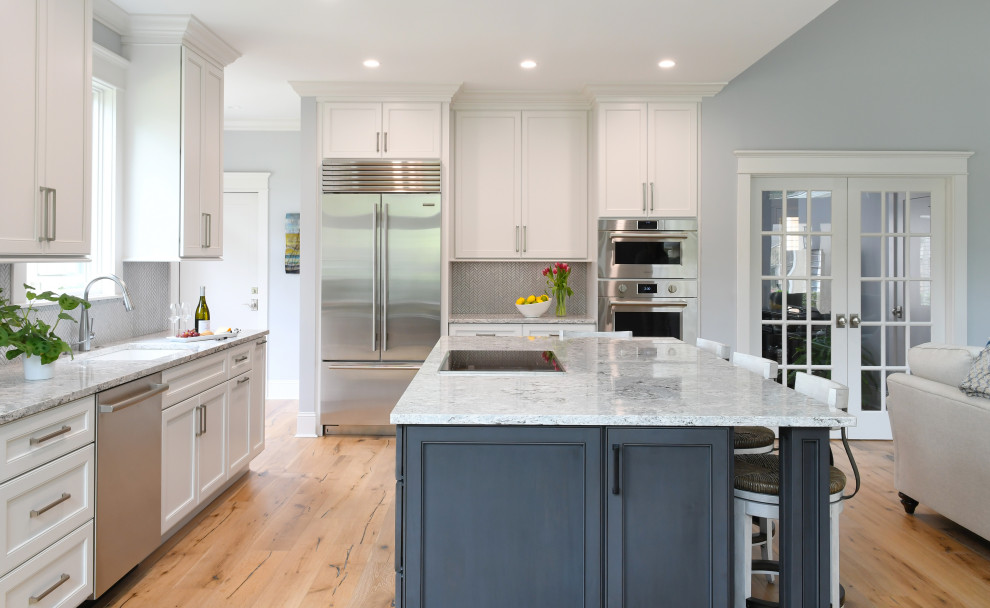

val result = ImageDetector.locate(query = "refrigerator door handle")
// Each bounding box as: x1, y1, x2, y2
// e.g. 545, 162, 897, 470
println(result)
372, 203, 379, 352
382, 202, 389, 354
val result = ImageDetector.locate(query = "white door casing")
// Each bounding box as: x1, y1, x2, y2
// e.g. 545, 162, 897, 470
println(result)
736, 151, 970, 439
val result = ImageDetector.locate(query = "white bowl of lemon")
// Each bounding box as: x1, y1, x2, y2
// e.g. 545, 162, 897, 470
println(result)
515, 294, 552, 318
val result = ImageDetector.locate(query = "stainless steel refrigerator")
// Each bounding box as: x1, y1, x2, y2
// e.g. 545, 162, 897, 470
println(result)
320, 160, 441, 434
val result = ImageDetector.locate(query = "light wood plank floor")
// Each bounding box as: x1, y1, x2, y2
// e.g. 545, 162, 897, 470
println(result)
90, 399, 990, 607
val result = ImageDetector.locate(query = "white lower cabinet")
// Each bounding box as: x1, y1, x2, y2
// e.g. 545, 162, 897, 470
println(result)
227, 370, 252, 477
448, 323, 596, 337
250, 340, 267, 459
161, 383, 227, 534
0, 520, 92, 607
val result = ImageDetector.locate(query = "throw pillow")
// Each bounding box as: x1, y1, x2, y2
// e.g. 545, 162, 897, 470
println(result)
960, 343, 990, 399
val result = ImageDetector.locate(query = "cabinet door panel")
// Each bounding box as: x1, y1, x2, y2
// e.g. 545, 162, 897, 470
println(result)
43, 0, 90, 255
322, 103, 382, 158
227, 372, 252, 476
250, 341, 267, 458
162, 397, 197, 533
521, 111, 588, 259
383, 103, 441, 159
454, 112, 521, 258
193, 61, 224, 257
403, 426, 601, 608
605, 427, 732, 608
597, 104, 648, 217
180, 48, 205, 257
197, 384, 227, 499
648, 103, 697, 217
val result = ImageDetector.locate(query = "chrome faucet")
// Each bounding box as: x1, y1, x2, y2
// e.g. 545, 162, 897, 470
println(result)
78, 275, 134, 351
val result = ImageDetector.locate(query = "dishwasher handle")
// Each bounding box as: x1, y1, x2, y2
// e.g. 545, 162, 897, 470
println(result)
99, 383, 169, 414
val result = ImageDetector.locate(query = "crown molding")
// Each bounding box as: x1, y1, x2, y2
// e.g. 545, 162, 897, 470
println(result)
290, 81, 462, 102
124, 15, 241, 67
93, 43, 129, 70
451, 89, 591, 111
224, 118, 302, 132
584, 83, 726, 103
93, 0, 129, 35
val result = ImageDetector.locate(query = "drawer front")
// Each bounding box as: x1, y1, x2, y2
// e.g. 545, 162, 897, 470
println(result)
447, 323, 523, 337
522, 323, 597, 338
227, 343, 253, 378
162, 351, 228, 408
0, 446, 94, 576
0, 398, 95, 484
0, 520, 92, 608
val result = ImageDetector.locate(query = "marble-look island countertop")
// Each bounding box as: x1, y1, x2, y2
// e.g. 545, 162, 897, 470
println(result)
391, 336, 857, 428
448, 314, 596, 324
0, 329, 269, 425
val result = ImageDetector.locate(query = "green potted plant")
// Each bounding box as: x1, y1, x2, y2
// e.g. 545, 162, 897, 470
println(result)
0, 285, 90, 380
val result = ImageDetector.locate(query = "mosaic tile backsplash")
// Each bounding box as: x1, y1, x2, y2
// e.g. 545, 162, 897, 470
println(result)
451, 261, 589, 315
0, 262, 170, 365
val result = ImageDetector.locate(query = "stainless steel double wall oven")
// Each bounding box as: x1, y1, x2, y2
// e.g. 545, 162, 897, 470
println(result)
597, 218, 699, 342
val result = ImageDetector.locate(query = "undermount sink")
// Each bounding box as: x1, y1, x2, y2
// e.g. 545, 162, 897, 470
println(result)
86, 348, 187, 362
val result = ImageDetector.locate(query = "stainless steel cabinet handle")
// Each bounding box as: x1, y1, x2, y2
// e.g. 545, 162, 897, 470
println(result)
206, 213, 212, 247
29, 573, 70, 604
256, 339, 267, 345
642, 183, 648, 213
38, 187, 50, 242
195, 405, 203, 437
202, 213, 209, 248
382, 202, 390, 354
202, 404, 207, 435
836, 314, 847, 328
475, 333, 497, 337
237, 376, 250, 385
522, 226, 527, 253
99, 384, 170, 413
376, 131, 380, 153
649, 182, 654, 213
30, 425, 72, 445
850, 313, 861, 328
30, 492, 71, 517
234, 355, 248, 363
515, 226, 520, 252
384, 132, 388, 153
611, 444, 621, 495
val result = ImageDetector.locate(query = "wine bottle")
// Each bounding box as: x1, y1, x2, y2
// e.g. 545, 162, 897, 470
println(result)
195, 286, 211, 333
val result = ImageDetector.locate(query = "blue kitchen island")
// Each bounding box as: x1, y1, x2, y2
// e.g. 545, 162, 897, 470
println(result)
391, 336, 855, 607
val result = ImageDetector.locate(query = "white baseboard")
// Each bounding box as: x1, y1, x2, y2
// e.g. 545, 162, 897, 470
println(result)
267, 379, 299, 400
296, 412, 318, 437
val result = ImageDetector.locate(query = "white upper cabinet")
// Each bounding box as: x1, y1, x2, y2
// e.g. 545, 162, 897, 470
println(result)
455, 110, 588, 260
122, 16, 239, 261
596, 102, 698, 218
321, 102, 441, 159
0, 0, 91, 258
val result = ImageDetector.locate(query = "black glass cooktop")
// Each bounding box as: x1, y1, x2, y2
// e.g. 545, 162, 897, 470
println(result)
439, 350, 565, 373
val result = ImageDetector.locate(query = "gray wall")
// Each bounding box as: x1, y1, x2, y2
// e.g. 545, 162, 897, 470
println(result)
699, 0, 990, 347
223, 130, 302, 397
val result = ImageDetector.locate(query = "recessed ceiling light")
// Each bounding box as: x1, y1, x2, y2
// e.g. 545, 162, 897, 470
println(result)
520, 60, 537, 69
363, 59, 380, 68
658, 59, 676, 69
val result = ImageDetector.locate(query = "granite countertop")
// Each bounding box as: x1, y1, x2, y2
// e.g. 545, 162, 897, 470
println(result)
0, 329, 269, 425
448, 314, 597, 324
391, 336, 857, 428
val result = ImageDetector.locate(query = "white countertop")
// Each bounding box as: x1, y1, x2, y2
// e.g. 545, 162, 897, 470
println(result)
448, 314, 596, 324
390, 336, 857, 428
0, 330, 269, 425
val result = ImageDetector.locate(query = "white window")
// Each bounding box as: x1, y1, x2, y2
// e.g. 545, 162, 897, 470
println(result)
15, 78, 120, 300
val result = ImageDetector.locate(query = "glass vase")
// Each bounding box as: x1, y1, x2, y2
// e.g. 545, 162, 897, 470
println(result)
553, 287, 567, 317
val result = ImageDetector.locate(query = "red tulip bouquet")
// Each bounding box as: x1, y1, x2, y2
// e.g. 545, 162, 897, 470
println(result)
543, 262, 573, 317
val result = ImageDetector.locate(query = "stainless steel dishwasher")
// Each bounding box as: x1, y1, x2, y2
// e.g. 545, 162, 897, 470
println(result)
94, 373, 168, 598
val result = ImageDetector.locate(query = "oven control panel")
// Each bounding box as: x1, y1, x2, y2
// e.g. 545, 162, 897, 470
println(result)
598, 280, 698, 299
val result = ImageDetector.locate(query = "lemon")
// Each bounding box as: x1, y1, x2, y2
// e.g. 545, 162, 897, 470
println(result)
526, 295, 537, 304
516, 297, 525, 305
540, 294, 549, 302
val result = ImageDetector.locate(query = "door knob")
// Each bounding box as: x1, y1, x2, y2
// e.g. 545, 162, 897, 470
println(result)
835, 314, 846, 328
850, 313, 861, 328
891, 305, 904, 319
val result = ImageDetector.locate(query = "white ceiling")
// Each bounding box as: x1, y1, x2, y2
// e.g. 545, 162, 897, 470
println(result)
105, 0, 837, 129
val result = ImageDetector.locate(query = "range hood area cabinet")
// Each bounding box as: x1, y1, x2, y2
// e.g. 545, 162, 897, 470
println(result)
454, 110, 588, 260
321, 102, 442, 159
594, 102, 699, 218
0, 0, 92, 258
121, 17, 240, 261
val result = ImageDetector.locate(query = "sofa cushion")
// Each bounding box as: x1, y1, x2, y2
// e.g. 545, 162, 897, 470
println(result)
960, 344, 990, 399
908, 343, 982, 387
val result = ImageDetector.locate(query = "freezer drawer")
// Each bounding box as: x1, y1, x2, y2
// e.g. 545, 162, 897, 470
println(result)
320, 364, 419, 435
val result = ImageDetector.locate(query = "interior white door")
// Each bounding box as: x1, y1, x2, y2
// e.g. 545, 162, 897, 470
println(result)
179, 189, 268, 332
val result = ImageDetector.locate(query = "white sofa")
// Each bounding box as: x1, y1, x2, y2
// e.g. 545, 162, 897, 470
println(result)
886, 343, 990, 541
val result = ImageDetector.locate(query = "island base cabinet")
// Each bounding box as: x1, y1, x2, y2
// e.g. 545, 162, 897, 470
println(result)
398, 426, 602, 608
605, 427, 733, 607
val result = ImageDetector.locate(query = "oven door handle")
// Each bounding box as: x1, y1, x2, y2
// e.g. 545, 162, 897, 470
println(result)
608, 232, 690, 241
608, 300, 689, 309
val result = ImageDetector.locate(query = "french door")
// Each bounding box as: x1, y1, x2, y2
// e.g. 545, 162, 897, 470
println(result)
752, 177, 945, 439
